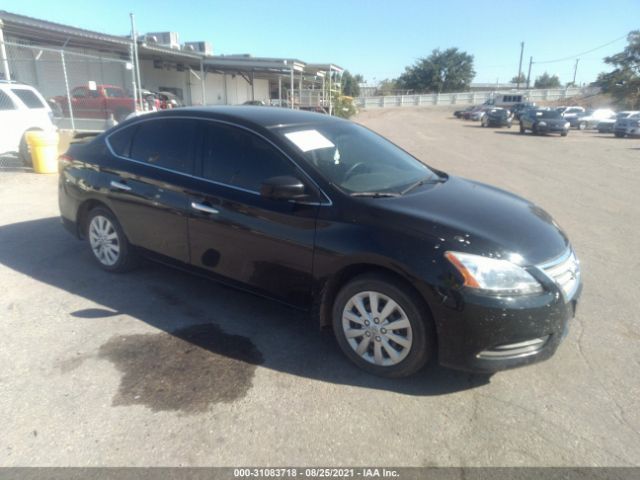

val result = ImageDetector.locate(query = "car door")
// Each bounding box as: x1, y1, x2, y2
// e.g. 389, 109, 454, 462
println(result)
104, 118, 197, 263
186, 120, 320, 307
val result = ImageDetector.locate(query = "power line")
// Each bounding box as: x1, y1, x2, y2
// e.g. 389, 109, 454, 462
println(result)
534, 33, 628, 64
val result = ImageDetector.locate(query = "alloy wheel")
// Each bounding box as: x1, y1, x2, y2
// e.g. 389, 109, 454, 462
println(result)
341, 291, 413, 366
88, 215, 120, 266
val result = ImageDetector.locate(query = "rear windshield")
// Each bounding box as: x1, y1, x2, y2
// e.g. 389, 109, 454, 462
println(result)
11, 89, 46, 109
104, 88, 125, 98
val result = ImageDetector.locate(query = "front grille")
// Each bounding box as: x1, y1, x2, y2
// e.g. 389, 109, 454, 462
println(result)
539, 249, 580, 300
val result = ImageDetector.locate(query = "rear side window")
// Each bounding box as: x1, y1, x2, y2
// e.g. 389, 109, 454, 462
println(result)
11, 89, 45, 109
130, 119, 197, 174
104, 88, 125, 98
200, 122, 297, 192
0, 90, 16, 110
108, 126, 136, 157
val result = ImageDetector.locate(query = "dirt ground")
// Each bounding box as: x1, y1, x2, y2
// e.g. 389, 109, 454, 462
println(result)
0, 107, 638, 467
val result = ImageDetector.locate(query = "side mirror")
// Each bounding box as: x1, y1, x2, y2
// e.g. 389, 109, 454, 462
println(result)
260, 175, 306, 201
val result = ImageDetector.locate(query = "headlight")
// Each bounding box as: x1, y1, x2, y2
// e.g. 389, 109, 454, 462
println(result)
564, 122, 570, 128
445, 251, 543, 295
538, 121, 547, 127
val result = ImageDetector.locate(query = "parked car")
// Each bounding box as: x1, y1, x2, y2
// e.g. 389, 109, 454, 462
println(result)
614, 113, 640, 138
574, 108, 616, 130
59, 107, 582, 377
243, 100, 266, 106
481, 107, 513, 128
520, 109, 570, 136
0, 80, 56, 165
470, 106, 493, 121
462, 105, 483, 120
511, 102, 536, 121
597, 111, 639, 133
454, 105, 474, 118
557, 106, 585, 117
51, 84, 135, 121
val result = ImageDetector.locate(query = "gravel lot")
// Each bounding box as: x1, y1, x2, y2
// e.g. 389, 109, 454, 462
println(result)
1, 108, 639, 467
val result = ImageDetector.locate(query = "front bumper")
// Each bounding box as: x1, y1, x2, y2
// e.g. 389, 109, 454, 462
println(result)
433, 251, 582, 373
615, 127, 640, 137
536, 124, 568, 134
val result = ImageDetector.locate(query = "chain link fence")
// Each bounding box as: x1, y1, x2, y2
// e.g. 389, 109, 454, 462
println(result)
4, 39, 136, 131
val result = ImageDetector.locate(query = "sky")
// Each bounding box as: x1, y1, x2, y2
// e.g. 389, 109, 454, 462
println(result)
3, 0, 637, 86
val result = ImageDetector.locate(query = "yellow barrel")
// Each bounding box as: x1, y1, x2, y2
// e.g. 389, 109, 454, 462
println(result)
25, 130, 60, 174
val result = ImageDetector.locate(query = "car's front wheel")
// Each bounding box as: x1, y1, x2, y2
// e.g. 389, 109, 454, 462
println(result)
519, 122, 525, 134
86, 207, 137, 272
332, 274, 433, 377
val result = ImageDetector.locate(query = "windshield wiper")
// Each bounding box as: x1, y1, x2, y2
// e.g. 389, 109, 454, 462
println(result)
400, 176, 445, 195
350, 191, 401, 198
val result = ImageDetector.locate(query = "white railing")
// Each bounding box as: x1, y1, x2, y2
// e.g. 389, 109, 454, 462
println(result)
356, 87, 594, 109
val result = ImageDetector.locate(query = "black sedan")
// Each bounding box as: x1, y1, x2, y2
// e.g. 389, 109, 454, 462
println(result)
520, 109, 570, 136
480, 108, 513, 128
59, 107, 581, 377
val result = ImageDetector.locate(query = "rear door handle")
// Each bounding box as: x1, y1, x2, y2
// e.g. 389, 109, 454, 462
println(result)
110, 180, 132, 192
191, 202, 219, 215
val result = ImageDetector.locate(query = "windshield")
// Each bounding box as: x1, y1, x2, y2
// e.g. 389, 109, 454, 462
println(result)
278, 122, 439, 194
538, 110, 562, 119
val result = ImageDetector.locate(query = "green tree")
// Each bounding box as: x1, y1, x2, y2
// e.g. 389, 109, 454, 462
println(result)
376, 78, 398, 95
510, 73, 527, 84
534, 72, 562, 89
341, 70, 362, 97
595, 30, 640, 109
396, 48, 475, 93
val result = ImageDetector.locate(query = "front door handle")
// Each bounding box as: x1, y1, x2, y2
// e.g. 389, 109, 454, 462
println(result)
191, 202, 219, 215
110, 180, 132, 192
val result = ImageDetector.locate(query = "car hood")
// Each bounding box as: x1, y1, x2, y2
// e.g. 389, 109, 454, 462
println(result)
377, 176, 569, 265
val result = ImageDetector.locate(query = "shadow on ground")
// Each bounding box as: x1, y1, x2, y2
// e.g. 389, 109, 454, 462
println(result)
0, 217, 490, 407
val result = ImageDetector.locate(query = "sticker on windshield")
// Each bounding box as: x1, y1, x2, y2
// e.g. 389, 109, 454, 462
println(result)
284, 129, 335, 152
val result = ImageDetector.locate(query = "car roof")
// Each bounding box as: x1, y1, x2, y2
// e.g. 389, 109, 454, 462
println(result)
130, 106, 344, 130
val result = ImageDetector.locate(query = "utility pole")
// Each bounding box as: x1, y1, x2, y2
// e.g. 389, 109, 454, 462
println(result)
130, 13, 143, 110
526, 56, 533, 89
517, 41, 524, 89
572, 58, 580, 86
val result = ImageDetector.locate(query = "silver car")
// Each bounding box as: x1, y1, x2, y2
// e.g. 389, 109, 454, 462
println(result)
614, 113, 640, 138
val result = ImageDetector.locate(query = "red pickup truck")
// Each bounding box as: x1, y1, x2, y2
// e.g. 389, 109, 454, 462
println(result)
52, 84, 135, 121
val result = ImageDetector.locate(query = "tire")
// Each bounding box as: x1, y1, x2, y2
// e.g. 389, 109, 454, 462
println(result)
532, 125, 538, 135
578, 121, 587, 130
614, 132, 625, 138
332, 273, 434, 378
561, 131, 568, 137
18, 133, 32, 167
86, 207, 137, 273
519, 122, 525, 134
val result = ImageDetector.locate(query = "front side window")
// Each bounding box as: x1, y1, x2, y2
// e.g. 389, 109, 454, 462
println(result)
129, 119, 197, 174
11, 89, 45, 109
277, 122, 437, 194
201, 122, 297, 192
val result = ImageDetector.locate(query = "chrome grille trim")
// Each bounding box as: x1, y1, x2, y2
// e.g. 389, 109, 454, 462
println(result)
537, 248, 581, 301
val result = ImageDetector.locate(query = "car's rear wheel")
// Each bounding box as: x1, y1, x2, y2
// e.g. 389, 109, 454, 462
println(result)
332, 274, 433, 378
614, 132, 625, 138
519, 122, 525, 134
86, 207, 137, 272
18, 134, 32, 167
561, 131, 568, 137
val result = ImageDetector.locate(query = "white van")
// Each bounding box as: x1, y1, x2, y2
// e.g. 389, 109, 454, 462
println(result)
484, 94, 526, 109
0, 81, 56, 165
